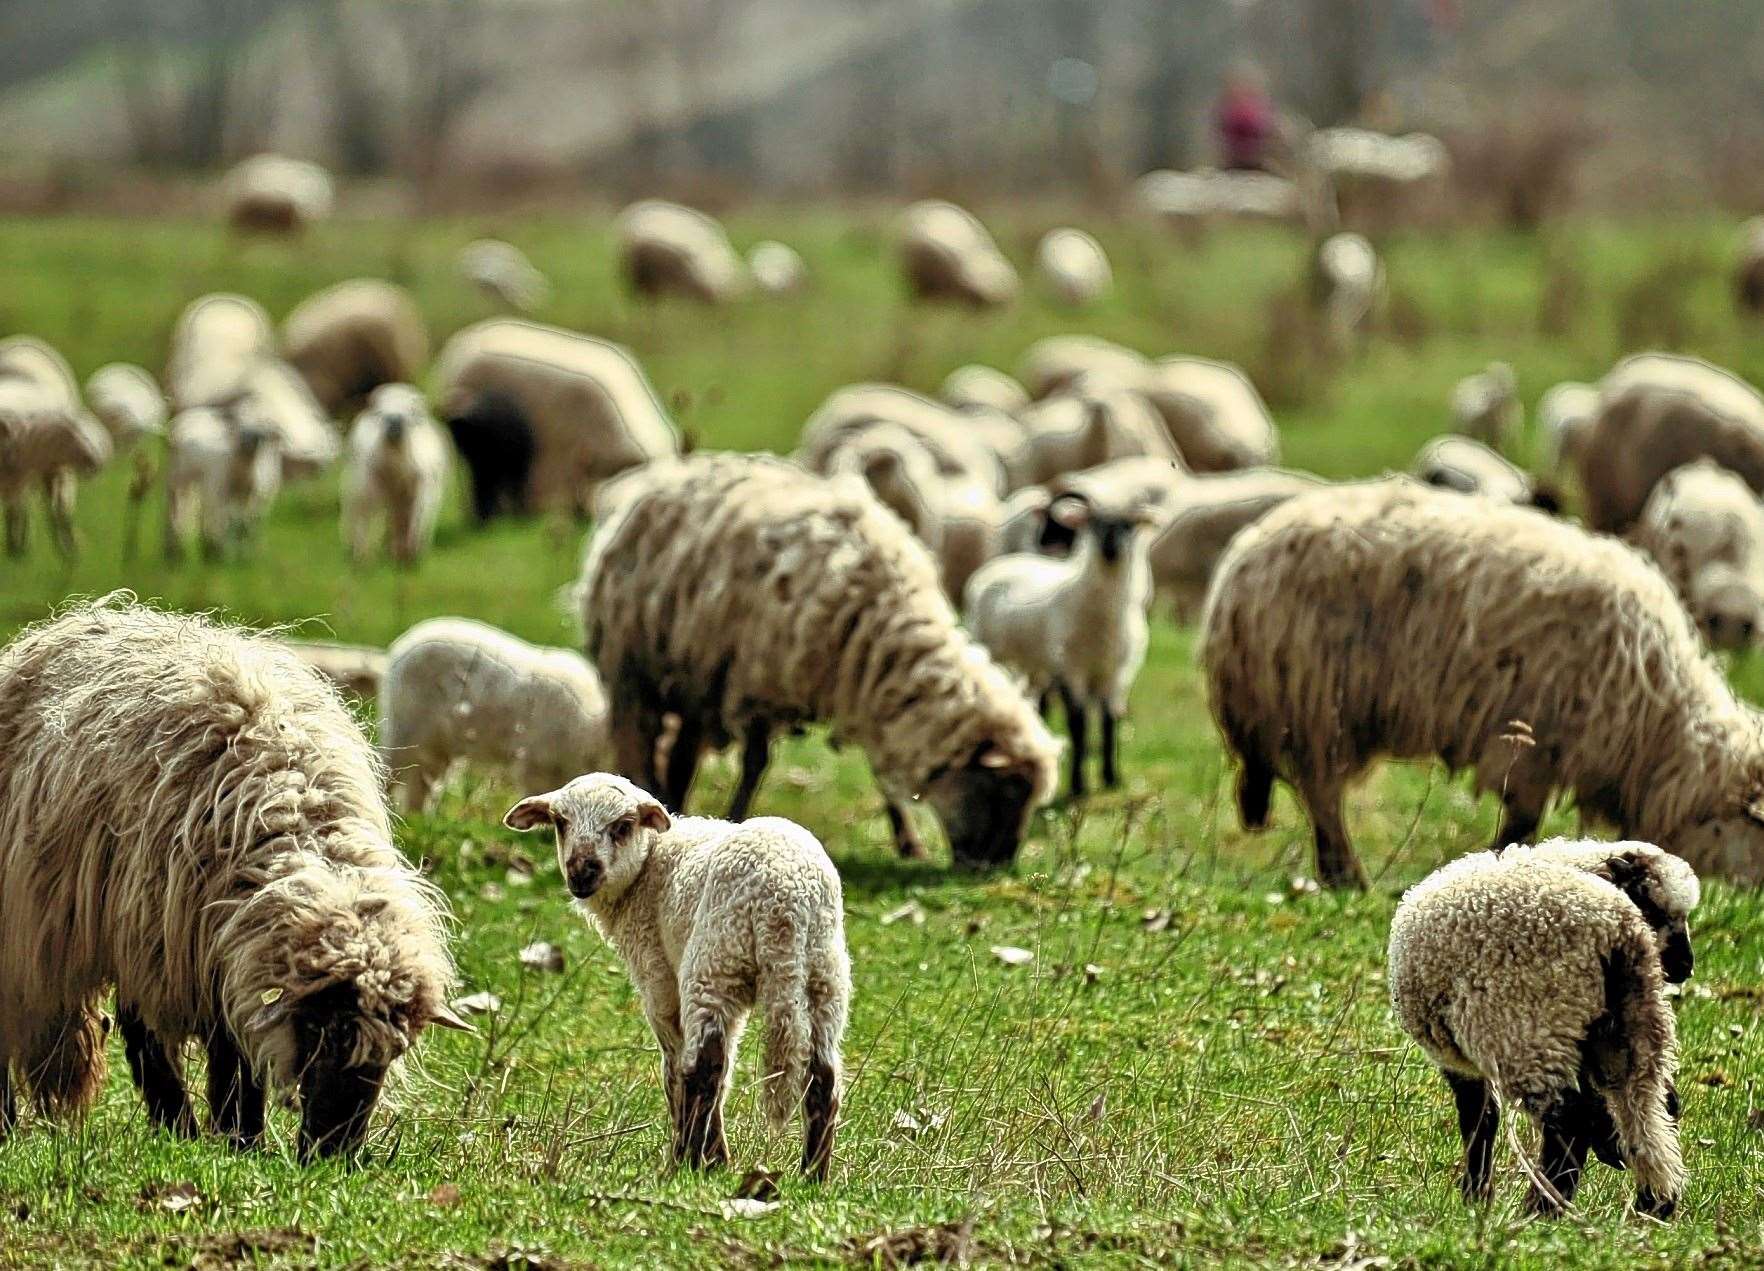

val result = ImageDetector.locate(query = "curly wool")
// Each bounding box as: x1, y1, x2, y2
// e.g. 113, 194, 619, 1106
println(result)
1629, 459, 1764, 650
282, 279, 431, 416
0, 598, 456, 1113
579, 452, 1057, 804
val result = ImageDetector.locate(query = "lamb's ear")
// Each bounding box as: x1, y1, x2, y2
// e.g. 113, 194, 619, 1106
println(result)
636, 800, 671, 834
503, 794, 557, 831
1590, 850, 1646, 894
427, 1002, 476, 1034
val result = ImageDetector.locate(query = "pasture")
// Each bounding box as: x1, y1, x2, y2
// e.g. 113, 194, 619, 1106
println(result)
1, 211, 1761, 1268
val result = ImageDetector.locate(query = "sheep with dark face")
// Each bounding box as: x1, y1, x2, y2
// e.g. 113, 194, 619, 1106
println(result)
282, 279, 430, 418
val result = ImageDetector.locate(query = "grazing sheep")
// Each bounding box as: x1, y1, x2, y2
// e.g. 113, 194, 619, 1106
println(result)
1735, 217, 1764, 315
1034, 228, 1112, 307
618, 201, 749, 304
1018, 335, 1149, 401
223, 154, 334, 235
1506, 839, 1700, 983
821, 421, 947, 556
1388, 850, 1686, 1217
0, 599, 464, 1158
0, 338, 111, 558
1413, 435, 1559, 511
459, 239, 551, 313
284, 641, 388, 701
940, 364, 1029, 415
577, 453, 1059, 867
1311, 231, 1383, 349
165, 293, 277, 412
0, 335, 78, 402
1013, 376, 1180, 487
1141, 356, 1281, 472
1201, 477, 1764, 889
1630, 459, 1764, 650
282, 280, 431, 418
1538, 381, 1598, 474
1307, 128, 1448, 229
85, 364, 168, 448
1451, 362, 1522, 450
1133, 168, 1305, 228
1146, 467, 1323, 614
504, 773, 849, 1178
898, 201, 1019, 308
798, 384, 1010, 497
340, 384, 449, 565
380, 618, 607, 813
1578, 353, 1764, 533
162, 405, 283, 561
434, 319, 678, 517
748, 241, 807, 296
965, 494, 1157, 797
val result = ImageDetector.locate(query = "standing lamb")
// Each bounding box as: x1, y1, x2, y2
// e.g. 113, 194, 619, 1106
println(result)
282, 279, 431, 418
459, 239, 551, 313
577, 454, 1059, 867
504, 773, 849, 1178
1202, 477, 1764, 889
380, 617, 608, 813
1451, 362, 1522, 450
0, 599, 464, 1158
1388, 848, 1689, 1217
1630, 459, 1764, 650
1034, 228, 1112, 308
617, 201, 749, 303
898, 201, 1019, 309
162, 405, 283, 561
341, 384, 450, 565
1413, 435, 1559, 511
1140, 356, 1281, 472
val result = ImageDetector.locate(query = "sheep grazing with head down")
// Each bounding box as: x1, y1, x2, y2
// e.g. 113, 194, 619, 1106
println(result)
1413, 435, 1559, 512
898, 200, 1019, 309
748, 241, 807, 296
1389, 843, 1694, 1218
505, 773, 850, 1178
341, 384, 450, 565
0, 336, 112, 559
1202, 477, 1764, 889
1035, 228, 1112, 308
1630, 459, 1764, 650
1451, 362, 1522, 450
578, 453, 1059, 867
163, 404, 283, 561
0, 598, 465, 1158
85, 364, 168, 449
618, 201, 749, 304
224, 154, 334, 236
459, 239, 551, 314
1140, 356, 1281, 473
282, 279, 431, 418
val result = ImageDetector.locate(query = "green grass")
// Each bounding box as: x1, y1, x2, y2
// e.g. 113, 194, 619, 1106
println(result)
1, 211, 1762, 1268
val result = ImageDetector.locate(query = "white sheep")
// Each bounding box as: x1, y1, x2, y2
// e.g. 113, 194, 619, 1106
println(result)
1413, 435, 1558, 511
284, 640, 389, 701
504, 773, 849, 1178
85, 364, 168, 448
1140, 356, 1281, 472
281, 279, 431, 417
1202, 477, 1764, 888
1312, 231, 1383, 349
617, 200, 749, 303
1013, 376, 1179, 487
798, 383, 1011, 497
459, 239, 551, 313
1034, 228, 1112, 307
1389, 847, 1689, 1218
223, 154, 335, 235
1451, 362, 1522, 450
940, 364, 1029, 415
1133, 168, 1305, 229
165, 293, 276, 413
341, 384, 450, 565
379, 617, 608, 813
1306, 127, 1448, 229
0, 337, 112, 558
898, 200, 1019, 308
748, 241, 808, 296
1630, 459, 1764, 650
162, 405, 283, 561
1147, 467, 1323, 615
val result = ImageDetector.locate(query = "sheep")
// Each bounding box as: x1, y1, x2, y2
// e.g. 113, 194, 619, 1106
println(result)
748, 241, 807, 296
380, 617, 608, 814
0, 338, 111, 558
820, 421, 947, 556
1201, 476, 1764, 889
341, 384, 450, 565
1413, 435, 1559, 511
1538, 381, 1598, 474
284, 641, 389, 701
85, 364, 168, 448
1505, 839, 1700, 984
798, 384, 1010, 497
1013, 376, 1180, 488
1388, 849, 1687, 1218
223, 154, 335, 235
1133, 168, 1305, 229
1577, 353, 1764, 534
162, 405, 283, 561
1311, 231, 1383, 350
282, 279, 431, 418
1630, 459, 1764, 650
433, 318, 679, 518
459, 239, 551, 313
1147, 467, 1323, 614
1735, 217, 1764, 315
898, 200, 1019, 308
165, 293, 277, 413
940, 364, 1029, 415
577, 453, 1060, 867
1451, 362, 1522, 450
503, 773, 849, 1178
1034, 228, 1112, 307
1017, 335, 1149, 401
617, 200, 749, 304
0, 598, 465, 1158
1140, 356, 1281, 472
1306, 128, 1449, 230
965, 494, 1158, 797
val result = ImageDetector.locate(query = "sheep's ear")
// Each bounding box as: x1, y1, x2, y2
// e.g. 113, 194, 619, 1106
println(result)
636, 800, 671, 834
428, 1002, 476, 1034
503, 795, 556, 832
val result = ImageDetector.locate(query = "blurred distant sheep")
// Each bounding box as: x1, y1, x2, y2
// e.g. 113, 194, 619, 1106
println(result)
1631, 459, 1764, 650
1141, 356, 1281, 472
1451, 362, 1521, 449
0, 336, 112, 558
459, 239, 550, 313
1413, 435, 1558, 511
1306, 128, 1448, 230
1737, 218, 1764, 315
282, 279, 430, 417
940, 364, 1029, 415
162, 405, 282, 561
748, 241, 807, 295
898, 201, 1019, 308
618, 200, 749, 303
223, 154, 334, 235
1537, 381, 1598, 475
341, 384, 450, 565
1310, 232, 1383, 350
1034, 228, 1111, 307
1133, 168, 1305, 231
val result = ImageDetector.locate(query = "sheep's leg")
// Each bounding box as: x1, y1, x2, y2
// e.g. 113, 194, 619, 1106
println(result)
1235, 747, 1276, 829
610, 662, 666, 793
1035, 688, 1053, 720
884, 798, 928, 860
205, 1028, 264, 1149
1, 1064, 15, 1140
44, 474, 77, 559
801, 1053, 840, 1182
1101, 706, 1121, 789
117, 1005, 196, 1138
1301, 778, 1367, 890
661, 711, 705, 814
726, 722, 771, 822
1445, 1072, 1498, 1202
677, 1018, 732, 1170
3, 500, 26, 557
1060, 685, 1089, 800
1524, 1092, 1596, 1217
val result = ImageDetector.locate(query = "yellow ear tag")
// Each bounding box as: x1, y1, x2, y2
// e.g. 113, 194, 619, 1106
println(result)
261, 988, 284, 1005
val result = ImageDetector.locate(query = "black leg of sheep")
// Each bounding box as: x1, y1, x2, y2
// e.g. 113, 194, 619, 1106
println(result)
801, 1055, 840, 1182
676, 1024, 730, 1170
727, 724, 772, 823
206, 1027, 266, 1148
0, 1065, 14, 1139
1060, 685, 1089, 800
1525, 1090, 1600, 1216
1445, 1072, 1499, 1202
662, 713, 705, 814
117, 1004, 197, 1138
1101, 708, 1120, 790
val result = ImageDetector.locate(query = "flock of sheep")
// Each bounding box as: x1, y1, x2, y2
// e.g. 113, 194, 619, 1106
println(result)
7, 173, 1764, 1221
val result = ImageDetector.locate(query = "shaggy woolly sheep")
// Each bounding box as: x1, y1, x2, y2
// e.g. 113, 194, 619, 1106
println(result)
162, 405, 282, 561
0, 599, 465, 1157
85, 364, 168, 447
618, 201, 749, 304
433, 319, 679, 517
1017, 335, 1149, 401
1451, 362, 1522, 450
282, 279, 431, 418
1538, 381, 1598, 474
224, 154, 335, 235
577, 453, 1059, 867
380, 617, 607, 813
748, 240, 807, 296
1140, 356, 1280, 472
1413, 435, 1558, 511
459, 239, 551, 313
940, 364, 1029, 415
798, 384, 1010, 497
1630, 459, 1764, 650
898, 201, 1019, 308
1147, 467, 1323, 614
1202, 477, 1764, 889
1034, 228, 1112, 308
505, 773, 849, 1177
1013, 376, 1180, 487
1389, 848, 1688, 1217
1736, 217, 1764, 316
341, 384, 450, 565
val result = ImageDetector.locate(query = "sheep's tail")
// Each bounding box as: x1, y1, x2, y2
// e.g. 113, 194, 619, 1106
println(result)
759, 944, 812, 1129
23, 1005, 109, 1120
1601, 935, 1686, 1213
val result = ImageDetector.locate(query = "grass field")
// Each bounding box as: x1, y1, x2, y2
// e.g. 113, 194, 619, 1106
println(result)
1, 210, 1762, 1268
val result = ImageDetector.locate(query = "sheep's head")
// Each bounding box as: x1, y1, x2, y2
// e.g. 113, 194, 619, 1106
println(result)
1584, 844, 1701, 983
924, 741, 1046, 870
504, 772, 670, 905
1687, 564, 1763, 650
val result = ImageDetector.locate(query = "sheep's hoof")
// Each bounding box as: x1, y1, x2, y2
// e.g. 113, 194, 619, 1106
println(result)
1457, 1173, 1492, 1205
1635, 1189, 1677, 1221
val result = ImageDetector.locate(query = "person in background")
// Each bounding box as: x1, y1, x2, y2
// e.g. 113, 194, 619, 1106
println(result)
1215, 63, 1278, 172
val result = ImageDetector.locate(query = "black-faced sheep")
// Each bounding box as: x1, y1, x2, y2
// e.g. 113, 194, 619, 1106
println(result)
341, 384, 450, 565
282, 279, 431, 418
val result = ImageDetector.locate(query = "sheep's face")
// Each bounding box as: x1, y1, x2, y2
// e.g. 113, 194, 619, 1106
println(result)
1689, 568, 1762, 650
286, 981, 390, 1162
1588, 847, 1700, 983
504, 774, 671, 904
1669, 811, 1764, 891
925, 744, 1037, 869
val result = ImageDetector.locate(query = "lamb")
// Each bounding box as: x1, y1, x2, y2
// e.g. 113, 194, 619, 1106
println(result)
341, 384, 450, 565
434, 318, 679, 517
1735, 217, 1764, 315
748, 241, 808, 296
1451, 362, 1522, 450
940, 364, 1029, 415
898, 201, 1019, 308
1012, 377, 1180, 487
0, 598, 464, 1158
1630, 459, 1764, 650
85, 364, 168, 448
1388, 848, 1689, 1217
1146, 467, 1323, 614
0, 338, 112, 558
1537, 381, 1598, 474
162, 405, 283, 561
1034, 228, 1112, 307
1202, 477, 1764, 888
503, 773, 849, 1178
1140, 356, 1281, 472
223, 154, 334, 235
965, 493, 1157, 797
1577, 353, 1764, 533
617, 201, 749, 304
1311, 231, 1383, 350
577, 453, 1059, 867
282, 279, 431, 418
1413, 435, 1558, 511
1017, 335, 1149, 401
380, 617, 608, 814
1504, 839, 1700, 983
459, 239, 551, 313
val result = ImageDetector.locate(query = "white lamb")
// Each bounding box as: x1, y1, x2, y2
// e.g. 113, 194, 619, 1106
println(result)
504, 773, 849, 1179
162, 405, 283, 560
459, 239, 551, 313
341, 384, 450, 565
